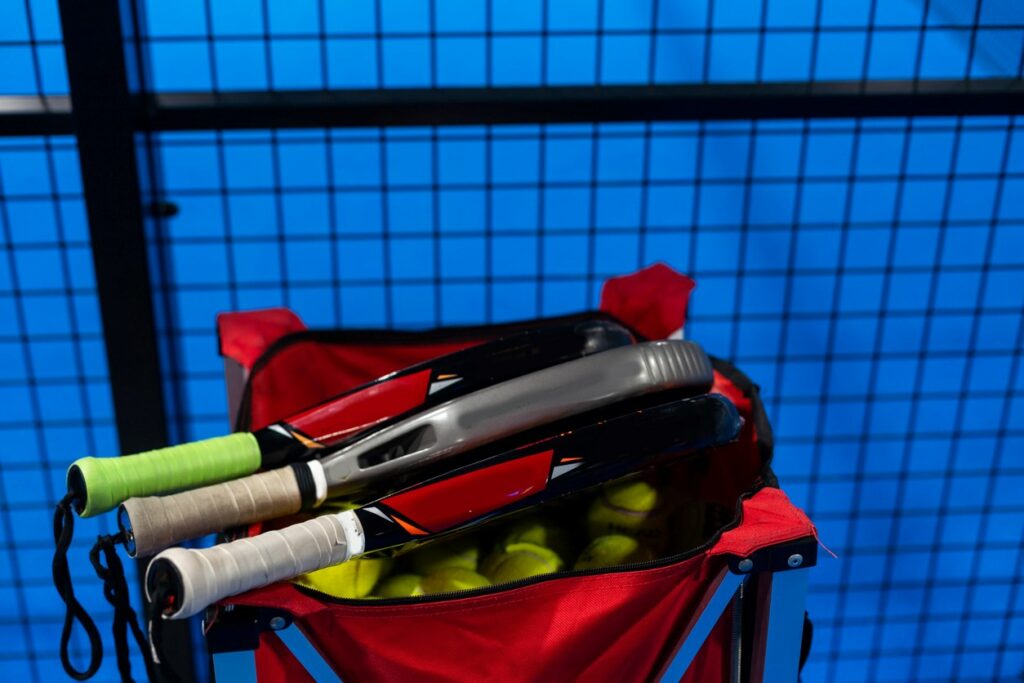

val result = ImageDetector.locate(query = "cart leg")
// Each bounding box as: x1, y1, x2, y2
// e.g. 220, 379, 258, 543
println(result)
211, 624, 340, 682
657, 569, 745, 682
277, 624, 342, 682
759, 568, 809, 683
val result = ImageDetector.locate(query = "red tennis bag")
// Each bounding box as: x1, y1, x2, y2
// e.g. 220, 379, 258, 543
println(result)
211, 265, 818, 683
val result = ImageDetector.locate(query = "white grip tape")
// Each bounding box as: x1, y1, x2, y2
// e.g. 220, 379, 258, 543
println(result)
151, 510, 361, 620
308, 459, 328, 506
121, 466, 304, 558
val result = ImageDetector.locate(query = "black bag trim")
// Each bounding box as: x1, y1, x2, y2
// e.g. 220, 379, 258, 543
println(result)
709, 355, 778, 488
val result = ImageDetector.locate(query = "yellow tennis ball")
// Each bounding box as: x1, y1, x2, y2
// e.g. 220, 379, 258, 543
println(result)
587, 480, 658, 536
587, 480, 669, 551
376, 573, 425, 598
420, 567, 491, 595
294, 557, 392, 599
317, 499, 360, 513
480, 542, 563, 585
498, 518, 573, 561
409, 539, 480, 575
574, 534, 654, 570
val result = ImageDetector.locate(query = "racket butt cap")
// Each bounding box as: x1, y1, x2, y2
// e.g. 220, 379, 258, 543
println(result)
116, 504, 137, 556
66, 464, 87, 515
147, 557, 185, 619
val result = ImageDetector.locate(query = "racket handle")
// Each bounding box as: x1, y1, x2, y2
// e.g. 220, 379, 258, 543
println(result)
120, 464, 311, 558
68, 433, 262, 517
148, 510, 363, 620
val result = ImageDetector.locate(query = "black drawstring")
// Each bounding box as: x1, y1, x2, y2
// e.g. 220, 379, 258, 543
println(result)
54, 492, 156, 683
53, 492, 103, 681
90, 533, 155, 683
147, 584, 179, 682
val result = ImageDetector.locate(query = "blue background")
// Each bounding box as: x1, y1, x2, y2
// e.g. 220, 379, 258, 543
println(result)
1, 0, 1023, 681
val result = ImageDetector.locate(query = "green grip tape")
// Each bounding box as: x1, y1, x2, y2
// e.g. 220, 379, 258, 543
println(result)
69, 432, 262, 517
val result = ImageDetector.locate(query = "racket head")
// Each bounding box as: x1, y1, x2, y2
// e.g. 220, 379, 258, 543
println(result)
253, 316, 636, 467
353, 392, 742, 554
317, 340, 715, 498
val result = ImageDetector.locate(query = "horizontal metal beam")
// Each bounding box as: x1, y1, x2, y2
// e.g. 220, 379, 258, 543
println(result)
0, 95, 73, 136
144, 79, 1024, 130
2, 79, 1021, 137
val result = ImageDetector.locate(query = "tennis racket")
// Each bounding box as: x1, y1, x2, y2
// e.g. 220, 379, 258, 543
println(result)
66, 317, 634, 517
119, 340, 714, 557
146, 392, 741, 619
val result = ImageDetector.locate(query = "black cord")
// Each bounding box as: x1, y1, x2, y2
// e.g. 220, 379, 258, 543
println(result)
90, 533, 155, 683
53, 492, 103, 680
146, 584, 179, 683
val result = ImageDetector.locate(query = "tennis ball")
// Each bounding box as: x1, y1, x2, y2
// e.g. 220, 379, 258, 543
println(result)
498, 518, 573, 561
574, 534, 654, 570
481, 542, 563, 585
295, 557, 392, 599
587, 480, 669, 552
317, 499, 360, 513
376, 573, 425, 598
587, 480, 658, 536
409, 539, 480, 575
420, 567, 491, 595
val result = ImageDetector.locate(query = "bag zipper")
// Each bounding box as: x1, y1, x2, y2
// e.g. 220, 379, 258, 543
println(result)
292, 484, 767, 607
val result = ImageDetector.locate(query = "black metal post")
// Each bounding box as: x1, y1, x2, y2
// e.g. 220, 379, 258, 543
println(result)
56, 0, 196, 680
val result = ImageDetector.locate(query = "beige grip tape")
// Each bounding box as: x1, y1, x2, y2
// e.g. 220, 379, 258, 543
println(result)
121, 466, 303, 557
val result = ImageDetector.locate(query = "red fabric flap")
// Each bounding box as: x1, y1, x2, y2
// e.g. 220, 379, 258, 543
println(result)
707, 488, 816, 559
599, 263, 695, 340
217, 308, 307, 369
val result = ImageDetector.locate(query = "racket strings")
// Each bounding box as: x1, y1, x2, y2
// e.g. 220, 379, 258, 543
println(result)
52, 492, 103, 681
89, 533, 153, 683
